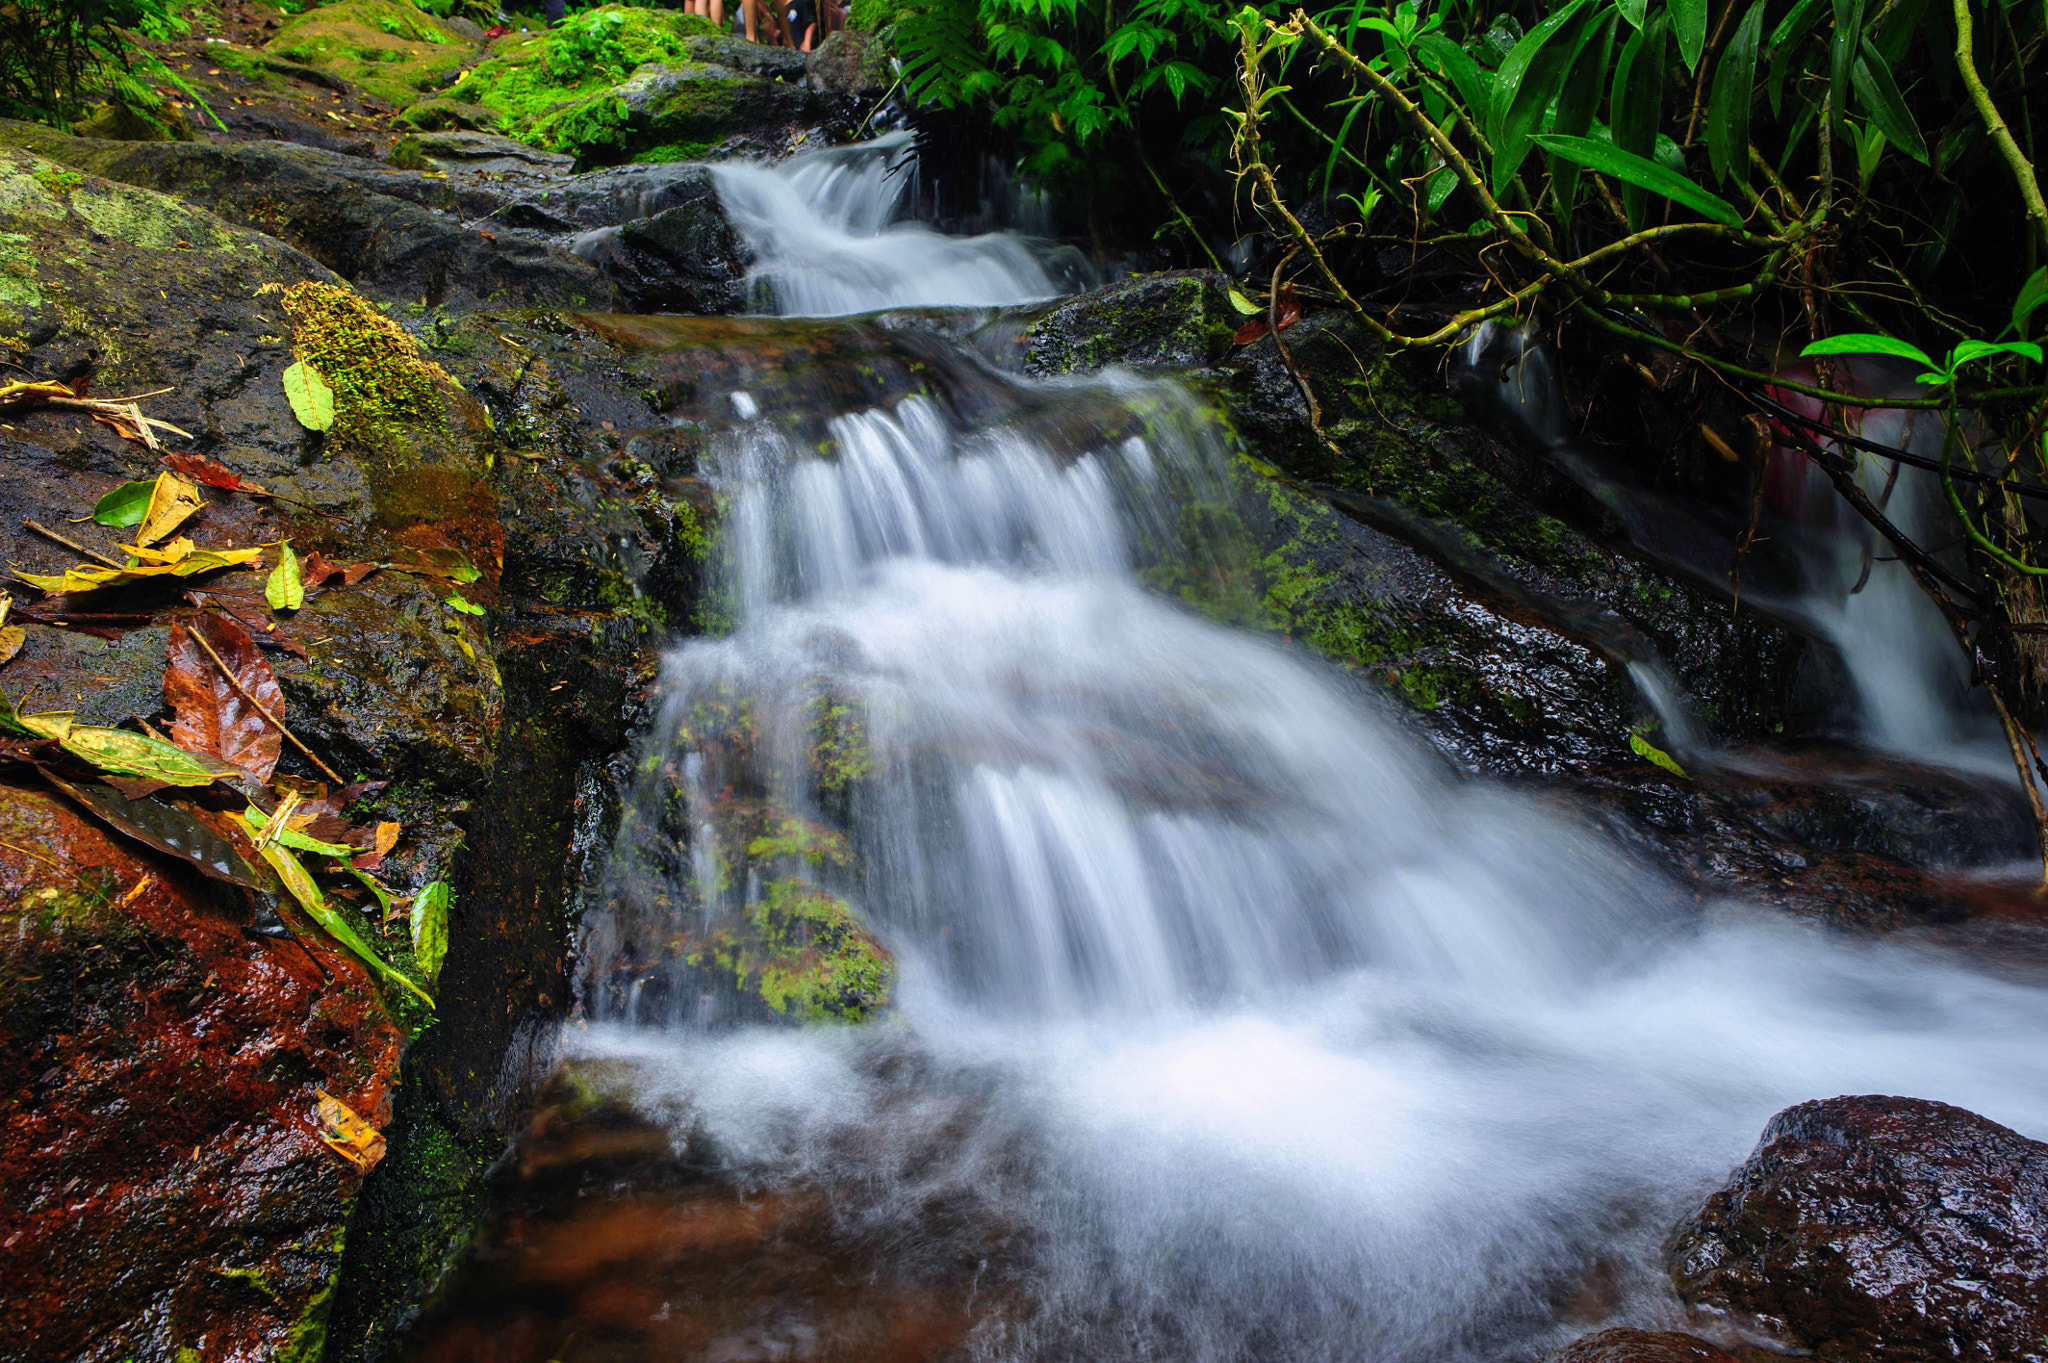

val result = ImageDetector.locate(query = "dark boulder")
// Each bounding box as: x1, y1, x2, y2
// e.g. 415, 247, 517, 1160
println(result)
1665, 1095, 2048, 1362
581, 186, 753, 314
685, 33, 812, 81
1023, 269, 1241, 375
392, 129, 576, 175
1546, 1328, 1743, 1363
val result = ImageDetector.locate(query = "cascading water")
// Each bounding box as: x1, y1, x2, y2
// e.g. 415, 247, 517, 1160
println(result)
710, 131, 1071, 316
502, 140, 2048, 1361
1457, 323, 2007, 771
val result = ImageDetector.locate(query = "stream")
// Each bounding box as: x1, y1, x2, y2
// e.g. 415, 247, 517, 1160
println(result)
406, 137, 2048, 1363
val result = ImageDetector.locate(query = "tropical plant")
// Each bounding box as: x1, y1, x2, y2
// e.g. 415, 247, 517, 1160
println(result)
0, 0, 192, 126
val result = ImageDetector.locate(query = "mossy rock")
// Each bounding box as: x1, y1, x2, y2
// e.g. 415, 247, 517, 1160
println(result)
268, 0, 476, 108
521, 59, 838, 165
447, 4, 719, 134
690, 878, 894, 1023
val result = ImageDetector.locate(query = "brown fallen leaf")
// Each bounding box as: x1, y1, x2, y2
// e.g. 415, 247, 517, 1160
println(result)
301, 551, 378, 588
185, 590, 310, 659
164, 451, 270, 497
313, 1088, 386, 1172
165, 613, 285, 780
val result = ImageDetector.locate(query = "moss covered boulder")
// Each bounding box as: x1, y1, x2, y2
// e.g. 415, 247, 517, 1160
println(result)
267, 0, 478, 109
446, 5, 721, 136
523, 59, 846, 166
0, 123, 613, 307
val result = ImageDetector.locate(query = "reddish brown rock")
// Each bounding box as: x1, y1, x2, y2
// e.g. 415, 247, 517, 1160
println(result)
1547, 1328, 1744, 1363
0, 781, 402, 1362
1666, 1095, 2048, 1363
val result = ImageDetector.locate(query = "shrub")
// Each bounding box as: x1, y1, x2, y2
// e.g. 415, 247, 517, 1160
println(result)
0, 0, 187, 125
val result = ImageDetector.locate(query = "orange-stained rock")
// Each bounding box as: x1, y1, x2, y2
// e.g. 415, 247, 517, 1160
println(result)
0, 780, 401, 1362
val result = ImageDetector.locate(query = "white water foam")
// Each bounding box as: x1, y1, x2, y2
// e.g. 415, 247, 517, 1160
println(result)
711, 132, 1059, 315
572, 217, 2048, 1360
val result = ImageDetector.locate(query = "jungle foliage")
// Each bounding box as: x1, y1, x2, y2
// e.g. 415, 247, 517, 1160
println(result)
889, 0, 2048, 864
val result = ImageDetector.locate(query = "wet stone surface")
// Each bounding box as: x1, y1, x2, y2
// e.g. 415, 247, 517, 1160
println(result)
1667, 1096, 2048, 1363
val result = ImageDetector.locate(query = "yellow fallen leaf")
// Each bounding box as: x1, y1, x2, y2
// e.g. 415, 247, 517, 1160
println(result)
136, 472, 204, 548
117, 536, 196, 566
14, 545, 263, 595
0, 626, 22, 665
313, 1088, 387, 1172
372, 821, 401, 856
0, 379, 75, 408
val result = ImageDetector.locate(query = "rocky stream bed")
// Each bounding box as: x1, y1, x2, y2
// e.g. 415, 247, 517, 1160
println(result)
1, 6, 2045, 1362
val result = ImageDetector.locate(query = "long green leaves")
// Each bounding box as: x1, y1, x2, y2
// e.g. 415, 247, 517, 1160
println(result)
1533, 134, 1746, 224
1705, 0, 1765, 182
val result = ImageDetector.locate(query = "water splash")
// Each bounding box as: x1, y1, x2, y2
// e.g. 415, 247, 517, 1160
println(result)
567, 312, 2048, 1360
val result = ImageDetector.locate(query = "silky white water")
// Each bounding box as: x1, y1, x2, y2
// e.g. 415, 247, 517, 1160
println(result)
710, 132, 1059, 316
574, 144, 2048, 1360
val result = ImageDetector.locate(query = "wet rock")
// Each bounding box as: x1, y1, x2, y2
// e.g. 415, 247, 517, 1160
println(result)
1546, 1328, 1743, 1363
393, 128, 576, 174
687, 33, 813, 81
0, 126, 613, 308
0, 784, 403, 1363
1666, 1095, 2048, 1362
584, 187, 754, 314
396, 98, 500, 133
807, 29, 892, 98
1023, 269, 1240, 375
0, 148, 709, 1360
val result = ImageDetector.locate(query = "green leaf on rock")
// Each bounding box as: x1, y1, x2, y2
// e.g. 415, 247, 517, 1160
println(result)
92, 479, 156, 528
247, 828, 433, 1006
446, 593, 484, 616
266, 541, 304, 612
411, 879, 451, 983
58, 724, 226, 786
283, 360, 336, 432
1628, 730, 1690, 779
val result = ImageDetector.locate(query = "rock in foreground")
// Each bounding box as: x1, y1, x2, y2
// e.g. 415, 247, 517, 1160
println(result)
1666, 1095, 2048, 1362
1546, 1328, 1742, 1363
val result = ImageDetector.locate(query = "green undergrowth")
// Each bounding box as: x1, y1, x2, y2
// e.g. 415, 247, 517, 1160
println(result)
268, 0, 473, 107
691, 877, 894, 1023
448, 5, 718, 135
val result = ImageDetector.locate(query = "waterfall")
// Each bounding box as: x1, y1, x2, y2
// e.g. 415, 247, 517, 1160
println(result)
710, 132, 1063, 315
561, 141, 2048, 1362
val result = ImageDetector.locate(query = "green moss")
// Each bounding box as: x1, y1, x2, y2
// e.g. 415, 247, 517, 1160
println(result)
449, 5, 713, 135
31, 166, 81, 196
269, 0, 472, 108
698, 877, 892, 1023
808, 696, 870, 800
745, 811, 851, 868
632, 139, 712, 163
274, 280, 452, 460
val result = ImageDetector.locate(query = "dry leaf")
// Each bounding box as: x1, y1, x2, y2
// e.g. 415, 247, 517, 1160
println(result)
15, 545, 263, 595
0, 379, 76, 408
313, 1088, 387, 1172
119, 536, 196, 566
163, 451, 269, 497
0, 626, 22, 665
165, 614, 284, 780
136, 472, 205, 547
301, 551, 378, 588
